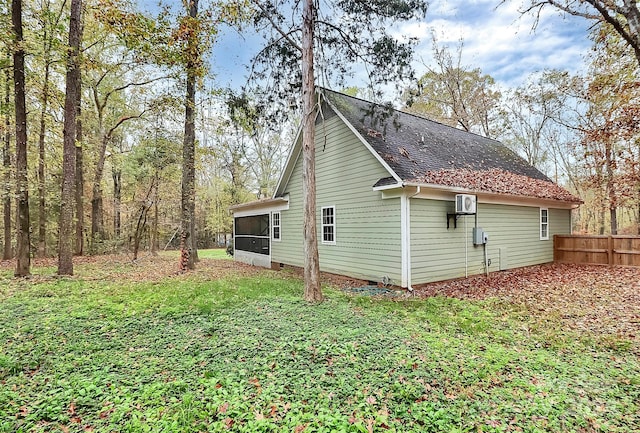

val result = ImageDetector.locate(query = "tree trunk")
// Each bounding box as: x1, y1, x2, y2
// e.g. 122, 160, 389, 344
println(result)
605, 141, 617, 235
151, 172, 159, 256
132, 175, 156, 261
3, 63, 11, 260
301, 0, 322, 302
112, 168, 121, 237
179, 0, 198, 272
132, 206, 148, 261
75, 84, 84, 255
58, 0, 81, 275
91, 134, 108, 243
13, 0, 30, 277
37, 61, 51, 257
599, 207, 606, 235
637, 197, 640, 235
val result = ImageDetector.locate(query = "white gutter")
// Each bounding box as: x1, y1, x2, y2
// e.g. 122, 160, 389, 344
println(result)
402, 181, 581, 209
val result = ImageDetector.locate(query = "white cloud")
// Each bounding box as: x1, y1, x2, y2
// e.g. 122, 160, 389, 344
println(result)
403, 0, 592, 88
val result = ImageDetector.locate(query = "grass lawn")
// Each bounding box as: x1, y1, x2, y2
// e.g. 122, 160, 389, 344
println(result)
0, 256, 638, 432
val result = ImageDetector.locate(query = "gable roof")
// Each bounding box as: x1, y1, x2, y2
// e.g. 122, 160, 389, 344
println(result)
320, 89, 581, 204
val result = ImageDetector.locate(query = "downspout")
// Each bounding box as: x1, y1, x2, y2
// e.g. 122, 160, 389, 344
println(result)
464, 216, 468, 278
406, 186, 421, 291
483, 242, 488, 276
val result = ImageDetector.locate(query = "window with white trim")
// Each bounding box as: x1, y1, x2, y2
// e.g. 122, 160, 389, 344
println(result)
540, 208, 549, 240
272, 211, 281, 241
321, 206, 336, 245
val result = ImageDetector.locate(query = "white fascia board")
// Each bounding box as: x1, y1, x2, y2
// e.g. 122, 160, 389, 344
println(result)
373, 182, 403, 192
231, 196, 290, 218
323, 96, 402, 184
403, 182, 580, 210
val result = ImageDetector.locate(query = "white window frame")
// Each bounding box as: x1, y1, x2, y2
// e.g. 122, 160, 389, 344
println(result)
321, 206, 336, 245
540, 208, 549, 240
272, 211, 281, 241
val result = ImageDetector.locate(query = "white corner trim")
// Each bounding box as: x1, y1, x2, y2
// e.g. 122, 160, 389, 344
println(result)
400, 193, 409, 288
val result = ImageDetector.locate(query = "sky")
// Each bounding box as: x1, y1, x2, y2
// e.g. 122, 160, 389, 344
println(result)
138, 0, 594, 94
209, 0, 594, 94
413, 0, 593, 87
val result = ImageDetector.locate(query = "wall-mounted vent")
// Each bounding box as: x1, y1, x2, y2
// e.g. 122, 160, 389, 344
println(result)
455, 194, 477, 215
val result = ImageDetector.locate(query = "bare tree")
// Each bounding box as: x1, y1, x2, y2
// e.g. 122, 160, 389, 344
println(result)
75, 79, 84, 255
298, 0, 321, 301
179, 0, 199, 272
58, 0, 82, 275
405, 39, 501, 138
87, 72, 156, 245
12, 0, 30, 277
35, 0, 66, 258
2, 61, 11, 261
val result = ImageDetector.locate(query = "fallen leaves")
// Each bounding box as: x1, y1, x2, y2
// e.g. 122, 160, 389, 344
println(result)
0, 253, 264, 285
415, 168, 581, 202
412, 263, 640, 355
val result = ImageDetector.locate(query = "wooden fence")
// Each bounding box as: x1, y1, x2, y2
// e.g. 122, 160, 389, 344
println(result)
554, 234, 640, 266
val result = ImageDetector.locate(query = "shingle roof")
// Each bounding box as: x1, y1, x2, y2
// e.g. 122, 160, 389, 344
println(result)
322, 89, 580, 203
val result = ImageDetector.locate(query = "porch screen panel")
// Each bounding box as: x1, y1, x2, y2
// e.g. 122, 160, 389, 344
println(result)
235, 215, 270, 255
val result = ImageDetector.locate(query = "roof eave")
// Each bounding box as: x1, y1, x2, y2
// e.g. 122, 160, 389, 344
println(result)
372, 182, 403, 191
402, 181, 582, 208
229, 196, 289, 213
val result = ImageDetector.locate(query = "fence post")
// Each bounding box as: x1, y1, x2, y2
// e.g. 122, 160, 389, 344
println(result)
607, 235, 613, 266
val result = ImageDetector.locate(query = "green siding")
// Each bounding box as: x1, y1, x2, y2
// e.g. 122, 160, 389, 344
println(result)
410, 199, 571, 284
271, 115, 402, 283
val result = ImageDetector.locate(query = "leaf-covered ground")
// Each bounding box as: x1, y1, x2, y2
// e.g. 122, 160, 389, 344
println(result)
0, 255, 638, 432
412, 263, 640, 355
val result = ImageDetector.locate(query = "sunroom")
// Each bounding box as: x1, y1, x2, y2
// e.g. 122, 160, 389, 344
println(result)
229, 196, 289, 268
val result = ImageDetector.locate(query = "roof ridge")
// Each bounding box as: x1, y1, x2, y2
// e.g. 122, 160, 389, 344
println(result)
319, 87, 502, 144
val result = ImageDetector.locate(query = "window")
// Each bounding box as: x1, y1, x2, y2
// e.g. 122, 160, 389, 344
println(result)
272, 212, 281, 241
540, 208, 549, 240
321, 206, 336, 245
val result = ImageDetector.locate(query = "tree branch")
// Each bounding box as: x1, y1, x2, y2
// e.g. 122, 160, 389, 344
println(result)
105, 110, 148, 140
254, 1, 302, 52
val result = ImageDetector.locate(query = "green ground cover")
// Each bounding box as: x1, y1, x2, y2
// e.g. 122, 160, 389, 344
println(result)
0, 258, 638, 432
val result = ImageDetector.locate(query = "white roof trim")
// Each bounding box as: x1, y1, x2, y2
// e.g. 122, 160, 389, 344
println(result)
396, 182, 580, 209
230, 195, 290, 217
275, 91, 402, 196
373, 182, 403, 191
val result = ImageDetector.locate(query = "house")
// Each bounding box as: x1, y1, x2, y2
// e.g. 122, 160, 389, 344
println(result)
230, 89, 581, 288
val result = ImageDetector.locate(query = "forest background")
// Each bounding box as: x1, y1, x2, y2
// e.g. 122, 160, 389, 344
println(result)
0, 0, 638, 270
